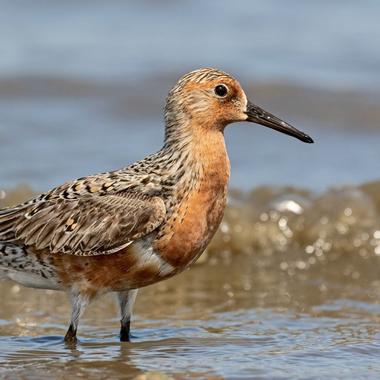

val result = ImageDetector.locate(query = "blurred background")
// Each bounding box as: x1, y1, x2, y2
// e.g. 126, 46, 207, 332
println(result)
1, 1, 380, 379
0, 0, 380, 190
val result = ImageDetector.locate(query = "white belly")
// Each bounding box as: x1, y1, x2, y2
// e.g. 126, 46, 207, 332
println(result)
1, 269, 62, 290
1, 243, 62, 290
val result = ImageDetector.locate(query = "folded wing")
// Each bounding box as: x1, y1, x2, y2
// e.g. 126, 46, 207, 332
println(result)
0, 191, 166, 256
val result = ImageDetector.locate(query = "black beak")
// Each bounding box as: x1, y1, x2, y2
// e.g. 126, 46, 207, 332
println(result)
245, 101, 314, 143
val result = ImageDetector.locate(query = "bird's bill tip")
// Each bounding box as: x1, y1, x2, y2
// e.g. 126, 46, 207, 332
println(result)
245, 101, 314, 144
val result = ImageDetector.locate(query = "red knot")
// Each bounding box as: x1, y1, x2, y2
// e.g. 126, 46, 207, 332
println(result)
0, 68, 313, 343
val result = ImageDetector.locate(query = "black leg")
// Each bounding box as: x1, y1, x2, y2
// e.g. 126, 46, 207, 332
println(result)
64, 293, 90, 344
120, 318, 131, 342
64, 323, 77, 344
117, 290, 138, 342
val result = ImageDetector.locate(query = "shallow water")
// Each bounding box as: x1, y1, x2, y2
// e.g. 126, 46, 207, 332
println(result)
1, 254, 380, 380
2, 185, 380, 379
1, 1, 380, 379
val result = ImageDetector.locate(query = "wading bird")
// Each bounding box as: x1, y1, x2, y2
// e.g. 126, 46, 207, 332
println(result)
0, 68, 313, 343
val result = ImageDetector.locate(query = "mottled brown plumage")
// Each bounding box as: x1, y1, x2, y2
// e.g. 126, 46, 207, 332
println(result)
0, 68, 313, 343
2, 192, 165, 255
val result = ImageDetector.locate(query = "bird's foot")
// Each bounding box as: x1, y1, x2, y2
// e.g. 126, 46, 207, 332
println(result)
120, 319, 136, 342
64, 324, 78, 345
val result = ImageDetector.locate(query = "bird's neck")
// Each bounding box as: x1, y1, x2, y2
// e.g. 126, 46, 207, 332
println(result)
153, 123, 231, 269
162, 121, 230, 190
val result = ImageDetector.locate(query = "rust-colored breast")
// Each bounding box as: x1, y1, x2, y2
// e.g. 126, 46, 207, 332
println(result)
154, 150, 230, 269
155, 185, 227, 268
24, 131, 231, 294
31, 174, 229, 294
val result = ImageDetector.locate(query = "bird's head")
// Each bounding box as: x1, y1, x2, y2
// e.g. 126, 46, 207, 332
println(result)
164, 68, 313, 143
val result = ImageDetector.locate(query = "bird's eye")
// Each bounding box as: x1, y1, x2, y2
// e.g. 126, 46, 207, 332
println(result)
214, 84, 228, 97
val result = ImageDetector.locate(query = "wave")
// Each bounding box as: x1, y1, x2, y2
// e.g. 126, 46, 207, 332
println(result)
2, 182, 380, 265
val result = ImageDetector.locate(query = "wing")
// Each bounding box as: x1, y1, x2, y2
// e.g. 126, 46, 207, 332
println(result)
0, 191, 166, 256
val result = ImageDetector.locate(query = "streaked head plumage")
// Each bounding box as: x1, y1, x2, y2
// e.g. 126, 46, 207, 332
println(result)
165, 68, 248, 130
164, 68, 313, 144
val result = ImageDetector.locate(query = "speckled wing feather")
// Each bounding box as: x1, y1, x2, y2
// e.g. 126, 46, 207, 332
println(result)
0, 191, 166, 256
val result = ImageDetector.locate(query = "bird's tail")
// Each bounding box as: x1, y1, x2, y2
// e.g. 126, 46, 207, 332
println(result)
0, 193, 46, 242
0, 206, 25, 242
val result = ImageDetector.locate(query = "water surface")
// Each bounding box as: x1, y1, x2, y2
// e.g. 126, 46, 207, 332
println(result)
1, 1, 380, 379
1, 254, 380, 379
